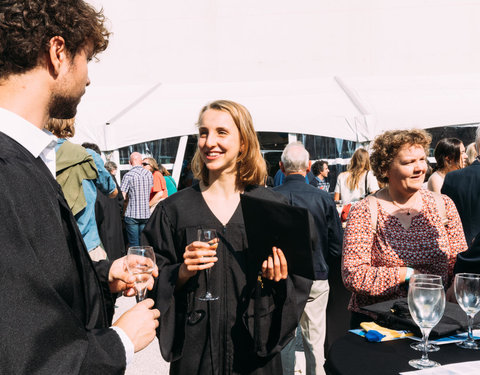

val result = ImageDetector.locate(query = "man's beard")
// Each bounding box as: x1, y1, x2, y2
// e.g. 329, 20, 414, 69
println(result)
48, 93, 82, 119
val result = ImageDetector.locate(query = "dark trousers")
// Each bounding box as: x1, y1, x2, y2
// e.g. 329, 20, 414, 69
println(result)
124, 216, 149, 246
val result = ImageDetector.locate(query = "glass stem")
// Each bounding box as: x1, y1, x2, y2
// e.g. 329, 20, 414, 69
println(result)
421, 329, 430, 363
467, 314, 475, 343
136, 287, 147, 303
205, 268, 211, 295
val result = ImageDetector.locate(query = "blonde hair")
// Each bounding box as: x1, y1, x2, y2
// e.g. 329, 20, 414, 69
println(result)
45, 118, 75, 138
466, 142, 477, 166
346, 148, 371, 190
191, 100, 267, 187
143, 157, 159, 172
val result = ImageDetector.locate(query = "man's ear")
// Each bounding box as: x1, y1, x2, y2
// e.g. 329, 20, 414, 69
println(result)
306, 160, 312, 173
279, 161, 285, 174
47, 36, 67, 76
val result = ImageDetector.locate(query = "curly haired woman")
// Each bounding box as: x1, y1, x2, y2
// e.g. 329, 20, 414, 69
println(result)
342, 129, 467, 328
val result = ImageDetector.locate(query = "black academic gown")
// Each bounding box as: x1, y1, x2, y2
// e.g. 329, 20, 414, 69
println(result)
96, 178, 126, 260
143, 184, 311, 375
0, 132, 125, 374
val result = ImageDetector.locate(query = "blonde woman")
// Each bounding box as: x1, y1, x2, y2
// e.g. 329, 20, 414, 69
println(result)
143, 100, 310, 374
142, 156, 167, 212
465, 142, 477, 166
334, 148, 379, 204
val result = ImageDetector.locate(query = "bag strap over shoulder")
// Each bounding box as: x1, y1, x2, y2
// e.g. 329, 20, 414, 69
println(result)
365, 195, 378, 235
431, 191, 449, 226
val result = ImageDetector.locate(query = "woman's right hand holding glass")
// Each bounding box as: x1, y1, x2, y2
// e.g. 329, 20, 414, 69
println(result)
178, 239, 219, 284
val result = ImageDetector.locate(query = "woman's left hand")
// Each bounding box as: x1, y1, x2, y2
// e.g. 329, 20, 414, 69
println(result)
261, 247, 288, 282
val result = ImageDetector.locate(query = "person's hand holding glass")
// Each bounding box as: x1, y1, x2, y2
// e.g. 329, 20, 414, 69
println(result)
125, 246, 156, 302
108, 251, 158, 298
178, 229, 219, 296
407, 281, 445, 369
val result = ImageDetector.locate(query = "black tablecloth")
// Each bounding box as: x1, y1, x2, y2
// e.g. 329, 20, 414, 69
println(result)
325, 333, 480, 375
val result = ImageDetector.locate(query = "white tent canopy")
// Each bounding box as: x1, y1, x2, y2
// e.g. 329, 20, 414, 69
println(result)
73, 0, 480, 149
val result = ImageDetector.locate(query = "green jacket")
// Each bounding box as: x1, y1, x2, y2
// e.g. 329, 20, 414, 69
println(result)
56, 140, 98, 215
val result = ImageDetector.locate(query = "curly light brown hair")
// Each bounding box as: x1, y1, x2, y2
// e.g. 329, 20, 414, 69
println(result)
45, 117, 75, 138
370, 129, 431, 184
0, 0, 110, 79
192, 100, 267, 187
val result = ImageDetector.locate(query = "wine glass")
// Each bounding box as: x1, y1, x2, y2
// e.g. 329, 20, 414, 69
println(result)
197, 229, 219, 301
454, 273, 480, 350
409, 274, 443, 352
125, 246, 156, 302
407, 282, 445, 369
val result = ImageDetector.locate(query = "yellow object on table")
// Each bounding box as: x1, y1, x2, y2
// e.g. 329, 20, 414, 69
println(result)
360, 322, 414, 342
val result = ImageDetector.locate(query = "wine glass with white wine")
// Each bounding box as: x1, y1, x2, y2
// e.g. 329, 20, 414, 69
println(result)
407, 282, 445, 369
454, 273, 480, 350
197, 229, 219, 301
125, 246, 156, 302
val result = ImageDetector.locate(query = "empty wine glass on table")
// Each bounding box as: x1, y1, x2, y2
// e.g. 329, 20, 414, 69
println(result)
409, 274, 443, 352
408, 282, 446, 369
197, 229, 219, 301
125, 246, 156, 302
454, 273, 480, 350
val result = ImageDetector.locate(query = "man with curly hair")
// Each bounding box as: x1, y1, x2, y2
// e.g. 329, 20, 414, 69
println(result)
0, 1, 160, 373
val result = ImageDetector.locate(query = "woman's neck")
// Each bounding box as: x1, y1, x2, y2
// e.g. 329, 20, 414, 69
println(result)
202, 170, 243, 197
385, 185, 417, 205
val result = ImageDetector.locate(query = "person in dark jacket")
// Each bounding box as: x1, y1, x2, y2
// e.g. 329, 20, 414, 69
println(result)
274, 142, 343, 375
442, 126, 480, 245
0, 1, 159, 373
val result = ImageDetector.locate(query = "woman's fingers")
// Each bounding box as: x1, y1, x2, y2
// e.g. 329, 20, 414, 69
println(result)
261, 247, 288, 282
183, 241, 218, 271
276, 248, 288, 280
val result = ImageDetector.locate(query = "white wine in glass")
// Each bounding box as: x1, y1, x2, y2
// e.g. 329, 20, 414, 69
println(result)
197, 229, 219, 301
408, 282, 445, 369
454, 273, 480, 350
126, 246, 155, 302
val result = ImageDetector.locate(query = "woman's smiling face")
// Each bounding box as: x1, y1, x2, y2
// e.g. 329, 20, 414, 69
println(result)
197, 109, 242, 177
387, 143, 428, 194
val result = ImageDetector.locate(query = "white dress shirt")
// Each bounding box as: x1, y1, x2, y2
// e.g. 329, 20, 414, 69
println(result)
0, 107, 134, 365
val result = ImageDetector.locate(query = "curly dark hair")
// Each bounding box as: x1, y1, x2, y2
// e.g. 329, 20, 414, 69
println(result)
370, 129, 431, 184
311, 160, 327, 176
0, 0, 110, 79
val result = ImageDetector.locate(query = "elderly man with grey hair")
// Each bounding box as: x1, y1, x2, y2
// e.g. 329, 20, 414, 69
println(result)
274, 142, 342, 375
442, 127, 480, 245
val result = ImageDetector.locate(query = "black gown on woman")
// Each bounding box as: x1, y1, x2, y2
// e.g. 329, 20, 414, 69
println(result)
143, 184, 311, 375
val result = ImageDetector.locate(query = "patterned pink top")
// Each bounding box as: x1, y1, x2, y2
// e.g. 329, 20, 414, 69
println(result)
342, 189, 467, 313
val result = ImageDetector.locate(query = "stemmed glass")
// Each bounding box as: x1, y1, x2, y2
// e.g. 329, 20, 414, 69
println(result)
409, 274, 443, 352
125, 246, 156, 302
454, 273, 480, 350
197, 229, 219, 301
407, 282, 445, 369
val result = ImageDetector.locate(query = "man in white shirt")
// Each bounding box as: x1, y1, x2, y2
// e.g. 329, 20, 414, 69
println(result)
0, 1, 159, 373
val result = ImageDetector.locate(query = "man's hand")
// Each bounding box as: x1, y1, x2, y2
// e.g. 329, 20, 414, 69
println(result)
261, 247, 288, 282
108, 256, 159, 296
113, 298, 160, 352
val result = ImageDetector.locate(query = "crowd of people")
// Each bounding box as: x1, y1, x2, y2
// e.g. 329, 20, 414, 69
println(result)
1, 1, 479, 375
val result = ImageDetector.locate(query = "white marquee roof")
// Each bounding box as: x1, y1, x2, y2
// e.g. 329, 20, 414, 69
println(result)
73, 0, 480, 150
